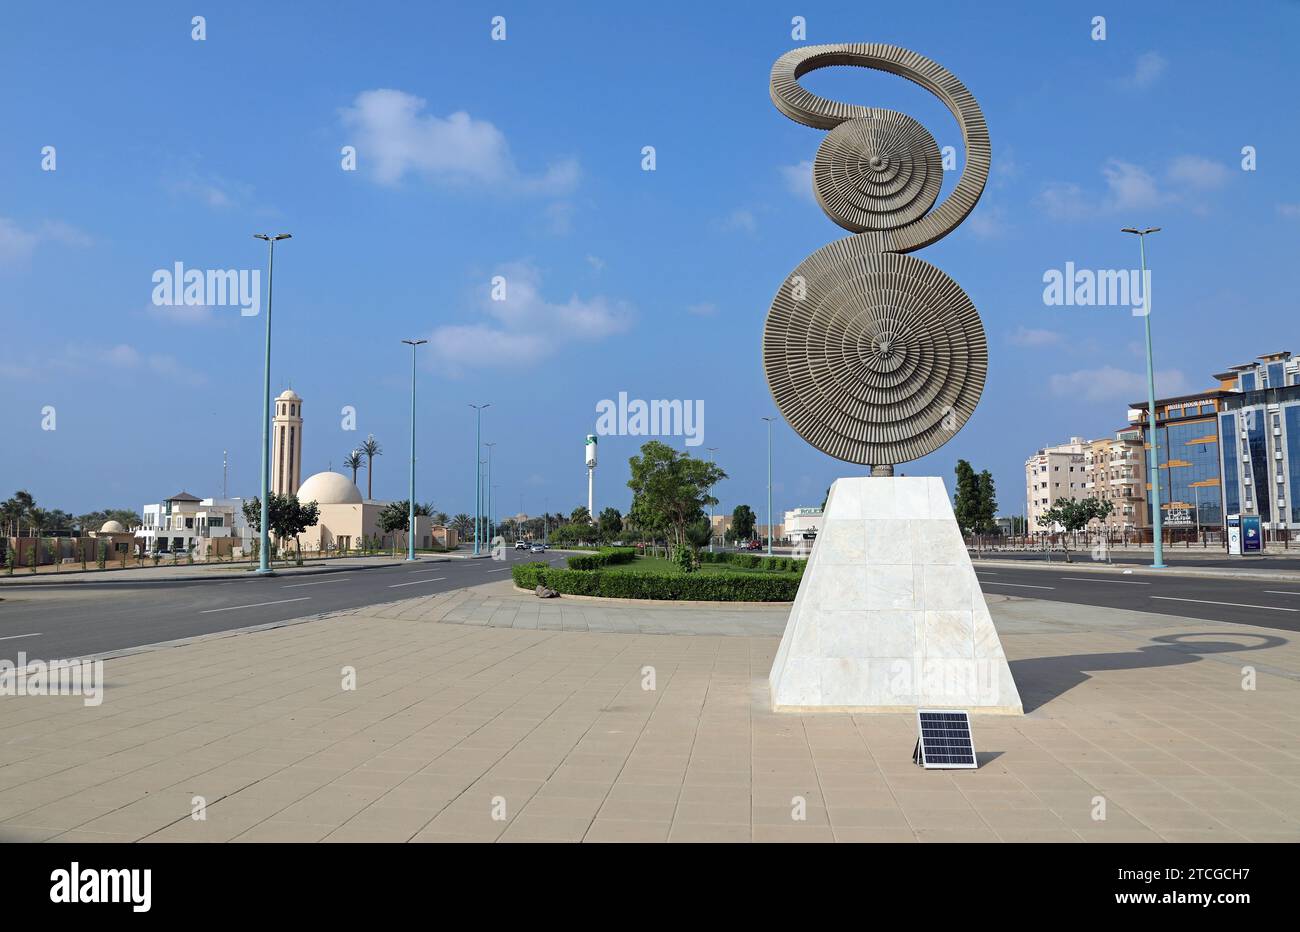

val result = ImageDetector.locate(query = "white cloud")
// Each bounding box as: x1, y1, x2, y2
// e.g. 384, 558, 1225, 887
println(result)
780, 160, 815, 201
965, 204, 1005, 239
585, 254, 605, 272
429, 261, 632, 371
164, 173, 253, 210
2, 343, 205, 385
544, 201, 574, 235
716, 208, 757, 234
146, 302, 215, 325
0, 217, 91, 268
686, 302, 718, 317
1038, 155, 1226, 220
1009, 326, 1062, 347
1120, 51, 1167, 89
1277, 203, 1300, 219
1167, 155, 1231, 190
1049, 366, 1187, 403
340, 89, 578, 194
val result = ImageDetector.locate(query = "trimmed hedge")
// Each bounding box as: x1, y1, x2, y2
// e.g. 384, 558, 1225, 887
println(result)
698, 551, 807, 574
566, 547, 637, 570
512, 561, 800, 601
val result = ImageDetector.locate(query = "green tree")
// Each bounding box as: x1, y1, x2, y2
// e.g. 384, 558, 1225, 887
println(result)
683, 519, 713, 569
451, 513, 472, 538
626, 441, 727, 548
359, 435, 382, 500
953, 460, 981, 533
1038, 496, 1115, 561
378, 500, 428, 536
343, 450, 365, 486
243, 494, 320, 559
597, 507, 623, 541
976, 469, 998, 534
731, 504, 757, 541
570, 505, 591, 525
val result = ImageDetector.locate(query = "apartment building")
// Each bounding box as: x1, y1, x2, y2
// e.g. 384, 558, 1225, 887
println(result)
1025, 437, 1089, 532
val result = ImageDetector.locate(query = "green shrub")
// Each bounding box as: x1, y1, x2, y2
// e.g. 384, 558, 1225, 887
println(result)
511, 562, 800, 601
566, 547, 637, 570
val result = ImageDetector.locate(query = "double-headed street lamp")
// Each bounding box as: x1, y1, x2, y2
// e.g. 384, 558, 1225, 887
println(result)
402, 339, 427, 562
762, 417, 775, 556
253, 232, 291, 575
469, 403, 490, 555
1122, 226, 1165, 569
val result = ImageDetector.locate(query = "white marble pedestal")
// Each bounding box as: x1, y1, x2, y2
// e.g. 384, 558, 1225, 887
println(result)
768, 476, 1022, 714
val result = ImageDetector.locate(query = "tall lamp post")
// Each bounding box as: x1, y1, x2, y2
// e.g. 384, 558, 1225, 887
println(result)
253, 232, 291, 575
469, 403, 490, 555
762, 417, 775, 556
706, 447, 719, 552
1122, 226, 1165, 569
485, 442, 496, 546
402, 339, 427, 561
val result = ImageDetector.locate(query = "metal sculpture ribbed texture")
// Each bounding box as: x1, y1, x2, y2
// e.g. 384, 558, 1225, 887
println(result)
764, 43, 990, 473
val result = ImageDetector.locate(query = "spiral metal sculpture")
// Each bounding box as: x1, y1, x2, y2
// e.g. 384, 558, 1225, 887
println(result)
763, 43, 990, 473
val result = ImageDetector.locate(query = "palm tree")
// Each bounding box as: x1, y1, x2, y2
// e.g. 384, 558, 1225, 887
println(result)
451, 513, 472, 537
343, 450, 364, 486
433, 511, 449, 526
359, 435, 382, 500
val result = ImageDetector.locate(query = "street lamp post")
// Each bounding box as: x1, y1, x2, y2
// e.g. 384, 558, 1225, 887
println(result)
402, 339, 427, 561
485, 442, 496, 546
706, 447, 719, 552
1122, 226, 1165, 568
762, 417, 775, 556
469, 403, 490, 555
253, 232, 291, 575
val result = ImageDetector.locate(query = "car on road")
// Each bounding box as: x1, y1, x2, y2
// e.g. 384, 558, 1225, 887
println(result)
515, 540, 528, 550
530, 543, 546, 554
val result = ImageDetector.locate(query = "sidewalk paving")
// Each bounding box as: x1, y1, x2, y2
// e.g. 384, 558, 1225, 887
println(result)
0, 582, 1297, 842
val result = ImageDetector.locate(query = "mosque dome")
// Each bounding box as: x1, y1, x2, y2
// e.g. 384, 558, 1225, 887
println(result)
296, 471, 363, 505
277, 388, 301, 401
99, 520, 126, 534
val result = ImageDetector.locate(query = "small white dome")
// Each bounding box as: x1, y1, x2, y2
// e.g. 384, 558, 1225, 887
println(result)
277, 388, 301, 401
296, 471, 362, 505
100, 520, 126, 534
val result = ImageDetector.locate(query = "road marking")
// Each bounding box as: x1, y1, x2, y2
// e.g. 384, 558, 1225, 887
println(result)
975, 571, 999, 575
981, 581, 1055, 590
200, 597, 310, 614
406, 569, 448, 575
1060, 577, 1151, 585
282, 577, 351, 588
486, 568, 510, 573
0, 632, 41, 642
1151, 596, 1299, 613
1265, 590, 1300, 596
388, 577, 446, 588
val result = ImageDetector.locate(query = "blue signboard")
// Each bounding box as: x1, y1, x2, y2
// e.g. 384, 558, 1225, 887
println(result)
1242, 515, 1262, 554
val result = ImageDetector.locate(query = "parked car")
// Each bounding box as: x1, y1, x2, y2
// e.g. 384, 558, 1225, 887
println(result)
514, 540, 528, 550
530, 542, 546, 554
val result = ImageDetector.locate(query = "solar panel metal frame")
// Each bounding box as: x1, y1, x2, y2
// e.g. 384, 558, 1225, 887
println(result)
913, 709, 977, 769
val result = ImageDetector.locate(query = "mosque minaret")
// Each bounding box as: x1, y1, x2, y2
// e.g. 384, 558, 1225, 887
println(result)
271, 388, 303, 496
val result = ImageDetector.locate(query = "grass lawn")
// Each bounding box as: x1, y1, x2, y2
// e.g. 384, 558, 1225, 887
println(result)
610, 555, 800, 577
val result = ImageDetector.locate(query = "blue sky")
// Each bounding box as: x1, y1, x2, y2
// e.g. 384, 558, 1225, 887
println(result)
2, 0, 1297, 522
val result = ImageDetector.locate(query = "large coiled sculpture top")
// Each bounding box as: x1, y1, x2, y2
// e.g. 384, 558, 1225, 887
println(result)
763, 43, 990, 472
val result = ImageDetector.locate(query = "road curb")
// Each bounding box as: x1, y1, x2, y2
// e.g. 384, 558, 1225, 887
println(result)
0, 557, 452, 588
969, 558, 1300, 583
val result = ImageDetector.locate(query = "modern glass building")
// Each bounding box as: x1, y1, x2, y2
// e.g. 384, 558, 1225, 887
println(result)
1128, 390, 1231, 535
1216, 352, 1300, 533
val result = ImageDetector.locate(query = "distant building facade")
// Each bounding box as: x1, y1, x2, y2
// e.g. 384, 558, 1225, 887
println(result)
1025, 437, 1089, 532
1216, 352, 1300, 532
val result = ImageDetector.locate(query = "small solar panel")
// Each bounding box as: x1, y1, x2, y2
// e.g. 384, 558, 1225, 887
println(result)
912, 709, 977, 769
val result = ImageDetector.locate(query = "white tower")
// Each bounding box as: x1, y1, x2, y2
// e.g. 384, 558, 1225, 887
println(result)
585, 434, 598, 519
272, 389, 303, 497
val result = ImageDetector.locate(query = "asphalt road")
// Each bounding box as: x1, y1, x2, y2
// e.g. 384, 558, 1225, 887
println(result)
0, 550, 547, 664
970, 549, 1300, 571
3, 549, 1299, 666
971, 563, 1300, 631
